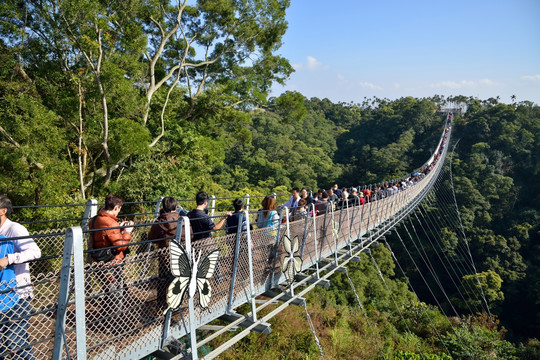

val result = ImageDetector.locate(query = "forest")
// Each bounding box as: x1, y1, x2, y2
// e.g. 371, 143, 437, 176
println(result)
1, 1, 539, 358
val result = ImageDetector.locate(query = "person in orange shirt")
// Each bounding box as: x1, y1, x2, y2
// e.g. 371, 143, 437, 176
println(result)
90, 194, 133, 262
362, 188, 371, 202
89, 194, 134, 319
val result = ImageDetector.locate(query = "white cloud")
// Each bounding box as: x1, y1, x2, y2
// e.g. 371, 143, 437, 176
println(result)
394, 82, 401, 89
306, 56, 321, 70
359, 81, 382, 90
521, 75, 540, 81
293, 56, 325, 71
337, 73, 345, 80
429, 78, 498, 89
478, 78, 497, 86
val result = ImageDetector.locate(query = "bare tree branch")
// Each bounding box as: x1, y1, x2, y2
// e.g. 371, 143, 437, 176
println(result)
149, 67, 181, 147
0, 125, 21, 148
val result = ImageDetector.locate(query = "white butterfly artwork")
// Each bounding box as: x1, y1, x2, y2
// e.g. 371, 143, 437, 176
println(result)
165, 240, 220, 312
281, 235, 303, 284
331, 220, 339, 239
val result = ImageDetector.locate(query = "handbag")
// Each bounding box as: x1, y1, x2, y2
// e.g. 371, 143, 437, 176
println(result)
91, 248, 116, 263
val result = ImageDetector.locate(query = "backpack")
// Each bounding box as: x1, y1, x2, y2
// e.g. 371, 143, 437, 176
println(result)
0, 234, 19, 311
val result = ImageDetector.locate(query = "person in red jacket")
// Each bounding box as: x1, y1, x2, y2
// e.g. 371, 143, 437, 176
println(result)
89, 194, 133, 320
90, 194, 133, 262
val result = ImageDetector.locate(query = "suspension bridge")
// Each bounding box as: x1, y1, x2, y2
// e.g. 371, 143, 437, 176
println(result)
0, 112, 487, 359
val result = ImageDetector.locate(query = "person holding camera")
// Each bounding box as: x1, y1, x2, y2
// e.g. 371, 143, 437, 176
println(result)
89, 194, 133, 263
89, 194, 133, 325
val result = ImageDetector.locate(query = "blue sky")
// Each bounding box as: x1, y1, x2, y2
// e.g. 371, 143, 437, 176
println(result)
271, 0, 540, 104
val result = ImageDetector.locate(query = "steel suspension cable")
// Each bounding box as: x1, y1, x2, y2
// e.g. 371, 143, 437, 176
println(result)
417, 190, 481, 291
448, 138, 492, 318
395, 229, 471, 358
302, 302, 325, 359
427, 161, 490, 293
403, 222, 460, 318
412, 209, 479, 316
382, 240, 451, 356
344, 268, 387, 360
417, 202, 487, 314
423, 190, 478, 276
394, 229, 449, 320
429, 174, 476, 248
429, 162, 480, 263
402, 221, 449, 309
417, 200, 481, 293
432, 185, 483, 275
421, 190, 473, 273
367, 250, 425, 358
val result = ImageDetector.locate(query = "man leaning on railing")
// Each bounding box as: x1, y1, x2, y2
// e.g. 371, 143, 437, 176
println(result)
0, 195, 41, 360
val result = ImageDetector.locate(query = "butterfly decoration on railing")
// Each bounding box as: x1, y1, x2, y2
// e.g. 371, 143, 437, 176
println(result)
281, 235, 303, 284
165, 240, 220, 313
331, 220, 339, 240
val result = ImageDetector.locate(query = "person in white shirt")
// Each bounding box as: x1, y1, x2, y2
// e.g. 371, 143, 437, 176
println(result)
280, 188, 301, 218
0, 195, 41, 360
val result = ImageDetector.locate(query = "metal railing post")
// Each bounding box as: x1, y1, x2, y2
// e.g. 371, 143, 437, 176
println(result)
271, 207, 285, 285
284, 207, 294, 296
244, 194, 250, 212
348, 198, 359, 241
345, 200, 351, 243
181, 215, 198, 360
227, 212, 244, 312
319, 203, 330, 259
81, 199, 98, 231
53, 226, 86, 360
375, 190, 382, 227
244, 211, 257, 321
285, 207, 291, 239
161, 216, 185, 349
154, 197, 164, 218
312, 203, 320, 279
210, 195, 216, 217
82, 199, 98, 263
300, 205, 310, 258
356, 199, 365, 246
335, 201, 347, 254
330, 203, 338, 265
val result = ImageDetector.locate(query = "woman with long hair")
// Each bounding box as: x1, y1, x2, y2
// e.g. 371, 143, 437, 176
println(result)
256, 195, 280, 230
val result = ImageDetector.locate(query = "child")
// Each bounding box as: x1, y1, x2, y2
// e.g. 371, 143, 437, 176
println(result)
292, 199, 308, 221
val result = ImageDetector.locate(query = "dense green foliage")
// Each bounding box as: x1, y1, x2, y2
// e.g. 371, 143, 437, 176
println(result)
450, 102, 539, 338
1, 2, 539, 358
0, 0, 293, 203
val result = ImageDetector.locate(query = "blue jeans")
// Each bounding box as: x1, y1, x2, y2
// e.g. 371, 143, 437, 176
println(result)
0, 297, 35, 360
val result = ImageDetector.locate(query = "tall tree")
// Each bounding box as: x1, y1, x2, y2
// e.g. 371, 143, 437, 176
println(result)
1, 0, 292, 198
